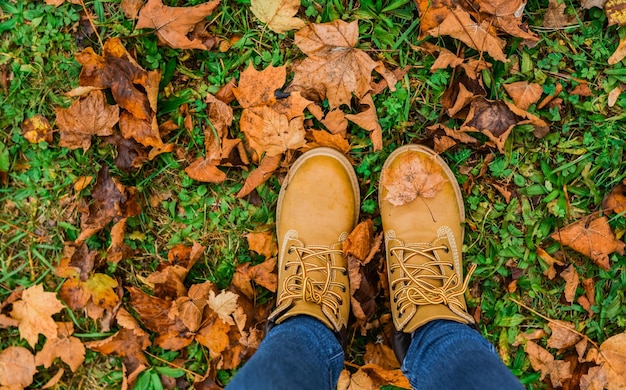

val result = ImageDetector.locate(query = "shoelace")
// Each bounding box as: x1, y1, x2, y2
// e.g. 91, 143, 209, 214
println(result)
278, 246, 347, 318
390, 243, 477, 318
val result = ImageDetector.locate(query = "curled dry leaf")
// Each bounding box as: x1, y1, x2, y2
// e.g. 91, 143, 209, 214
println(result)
343, 220, 374, 262
136, 0, 221, 50
250, 0, 305, 33
232, 257, 278, 299
22, 114, 53, 143
245, 230, 276, 259
477, 0, 538, 41
0, 346, 36, 388
185, 157, 227, 183
537, 247, 565, 280
603, 178, 626, 214
237, 153, 282, 198
207, 290, 239, 326
56, 90, 119, 150
596, 333, 626, 389
382, 151, 448, 207
302, 129, 351, 154
543, 0, 577, 28
560, 264, 579, 304
461, 98, 518, 152
551, 216, 626, 271
10, 284, 65, 348
413, 0, 456, 36
291, 20, 396, 108
345, 94, 383, 151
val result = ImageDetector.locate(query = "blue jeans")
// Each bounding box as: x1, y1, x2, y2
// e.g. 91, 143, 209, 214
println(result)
226, 316, 524, 390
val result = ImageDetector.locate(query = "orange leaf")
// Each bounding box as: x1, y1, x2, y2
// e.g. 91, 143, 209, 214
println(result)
10, 284, 65, 348
363, 343, 401, 370
240, 106, 306, 157
525, 340, 573, 387
0, 346, 36, 388
245, 230, 276, 259
35, 322, 86, 372
551, 216, 626, 270
547, 320, 582, 350
343, 220, 374, 261
560, 264, 579, 304
345, 94, 383, 151
543, 0, 577, 28
185, 157, 227, 183
56, 90, 119, 150
136, 0, 221, 50
237, 153, 282, 198
381, 150, 448, 206
603, 178, 626, 214
233, 64, 286, 109
504, 81, 544, 110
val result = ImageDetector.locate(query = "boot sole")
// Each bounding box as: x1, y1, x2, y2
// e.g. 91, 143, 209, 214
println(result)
379, 144, 465, 232
276, 147, 361, 234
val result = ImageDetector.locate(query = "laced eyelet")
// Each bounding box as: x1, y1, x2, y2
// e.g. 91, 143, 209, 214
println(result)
288, 247, 294, 254
393, 297, 398, 303
443, 246, 449, 253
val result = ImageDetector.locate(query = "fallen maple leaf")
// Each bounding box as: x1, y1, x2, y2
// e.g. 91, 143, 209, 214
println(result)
551, 216, 626, 271
10, 284, 65, 348
504, 81, 544, 110
136, 0, 221, 50
196, 312, 231, 360
363, 343, 401, 370
381, 151, 448, 206
207, 290, 239, 326
170, 281, 214, 332
603, 178, 626, 214
245, 230, 276, 259
205, 93, 234, 160
525, 340, 573, 387
413, 0, 456, 37
59, 272, 120, 320
22, 114, 53, 144
106, 218, 133, 264
547, 320, 582, 350
428, 7, 508, 63
461, 98, 519, 152
596, 333, 626, 389
56, 90, 119, 150
231, 257, 277, 299
0, 346, 36, 388
302, 129, 351, 154
35, 322, 86, 372
560, 264, 579, 304
250, 0, 305, 33
291, 20, 396, 108
477, 0, 538, 41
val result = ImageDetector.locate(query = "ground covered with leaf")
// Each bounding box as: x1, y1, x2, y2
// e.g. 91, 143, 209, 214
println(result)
1, 0, 626, 388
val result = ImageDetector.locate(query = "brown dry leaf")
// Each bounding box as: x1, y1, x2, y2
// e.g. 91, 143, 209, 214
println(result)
477, 0, 538, 41
608, 85, 624, 106
10, 284, 65, 348
76, 165, 140, 243
170, 281, 213, 332
551, 216, 626, 271
461, 98, 519, 152
360, 364, 411, 389
303, 130, 351, 154
537, 247, 565, 279
428, 7, 508, 63
414, 0, 456, 37
56, 90, 119, 150
430, 47, 464, 70
205, 93, 234, 159
250, 0, 305, 33
345, 94, 383, 151
344, 220, 374, 261
216, 78, 237, 104
185, 157, 227, 183
426, 124, 479, 153
543, 0, 576, 28
237, 153, 282, 198
196, 312, 232, 360
76, 39, 155, 124
547, 320, 582, 350
291, 20, 396, 108
121, 0, 144, 19
582, 0, 606, 8
245, 230, 276, 259
232, 257, 278, 299
35, 322, 86, 372
136, 0, 221, 50
603, 178, 626, 214
525, 340, 573, 387
321, 109, 348, 135
233, 64, 285, 109
86, 324, 151, 387
207, 290, 239, 326
118, 111, 162, 149
606, 0, 626, 26
363, 343, 401, 370
73, 176, 93, 192
107, 218, 133, 264
570, 82, 594, 97
0, 346, 36, 388
22, 114, 53, 143
580, 366, 609, 390
59, 273, 120, 319
596, 333, 626, 389
504, 81, 543, 110
0, 314, 19, 329
560, 264, 579, 304
582, 278, 596, 306
41, 368, 65, 389
381, 150, 448, 206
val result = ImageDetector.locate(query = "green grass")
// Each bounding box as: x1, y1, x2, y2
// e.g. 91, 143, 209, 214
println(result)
1, 0, 626, 388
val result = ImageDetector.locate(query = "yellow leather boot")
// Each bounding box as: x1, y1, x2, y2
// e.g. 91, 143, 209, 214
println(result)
268, 148, 360, 335
379, 145, 476, 341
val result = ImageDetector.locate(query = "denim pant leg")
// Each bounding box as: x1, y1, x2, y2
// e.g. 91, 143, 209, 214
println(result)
403, 320, 524, 390
226, 316, 344, 390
